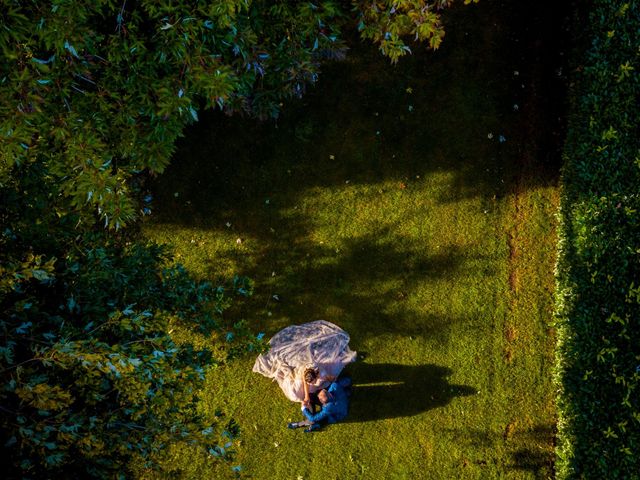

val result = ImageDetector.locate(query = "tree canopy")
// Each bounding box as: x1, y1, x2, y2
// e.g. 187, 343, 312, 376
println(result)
1, 160, 263, 477
1, 0, 476, 227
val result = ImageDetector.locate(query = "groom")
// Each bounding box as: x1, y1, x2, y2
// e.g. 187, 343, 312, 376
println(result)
288, 377, 351, 432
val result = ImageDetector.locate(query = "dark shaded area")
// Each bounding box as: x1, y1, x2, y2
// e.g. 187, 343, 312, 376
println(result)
450, 424, 556, 479
150, 0, 569, 222
343, 363, 476, 422
499, 0, 572, 192
510, 449, 554, 480
145, 0, 570, 347
507, 425, 556, 479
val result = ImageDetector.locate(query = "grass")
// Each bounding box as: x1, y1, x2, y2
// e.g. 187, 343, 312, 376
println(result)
141, 1, 563, 478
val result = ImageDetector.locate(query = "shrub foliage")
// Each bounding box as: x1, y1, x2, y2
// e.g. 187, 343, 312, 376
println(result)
555, 1, 640, 477
0, 165, 262, 477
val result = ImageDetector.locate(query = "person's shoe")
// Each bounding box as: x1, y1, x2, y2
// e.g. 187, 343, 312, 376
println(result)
304, 424, 320, 433
288, 422, 299, 429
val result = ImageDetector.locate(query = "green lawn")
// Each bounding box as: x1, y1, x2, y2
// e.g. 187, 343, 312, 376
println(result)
141, 2, 560, 478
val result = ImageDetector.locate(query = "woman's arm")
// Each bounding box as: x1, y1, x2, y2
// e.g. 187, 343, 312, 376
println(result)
303, 376, 310, 403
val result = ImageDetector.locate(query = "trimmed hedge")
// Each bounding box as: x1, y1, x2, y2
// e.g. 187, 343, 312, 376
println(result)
555, 1, 640, 478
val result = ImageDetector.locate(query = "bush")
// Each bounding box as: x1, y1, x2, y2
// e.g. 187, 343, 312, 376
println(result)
0, 166, 263, 478
555, 1, 640, 478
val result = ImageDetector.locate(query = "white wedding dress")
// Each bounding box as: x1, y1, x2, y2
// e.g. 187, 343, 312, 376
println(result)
252, 320, 357, 402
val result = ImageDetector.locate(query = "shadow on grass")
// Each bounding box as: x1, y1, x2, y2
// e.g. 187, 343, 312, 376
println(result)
262, 231, 489, 340
344, 363, 476, 422
150, 0, 566, 225
451, 424, 555, 479
205, 223, 492, 346
144, 0, 568, 353
510, 448, 554, 480
507, 424, 556, 479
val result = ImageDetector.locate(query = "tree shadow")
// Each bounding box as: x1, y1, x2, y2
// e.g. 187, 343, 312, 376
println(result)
342, 363, 476, 423
450, 424, 555, 479
143, 0, 565, 352
150, 0, 566, 224
507, 424, 556, 479
205, 221, 493, 346
510, 448, 554, 479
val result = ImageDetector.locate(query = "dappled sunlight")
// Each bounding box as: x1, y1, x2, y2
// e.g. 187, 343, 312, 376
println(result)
144, 173, 502, 350
142, 223, 263, 280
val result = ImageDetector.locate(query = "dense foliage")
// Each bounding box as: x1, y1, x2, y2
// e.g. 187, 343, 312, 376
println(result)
0, 0, 477, 476
555, 0, 640, 477
0, 164, 262, 477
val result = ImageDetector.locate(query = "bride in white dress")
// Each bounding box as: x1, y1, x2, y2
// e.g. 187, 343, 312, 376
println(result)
252, 320, 357, 403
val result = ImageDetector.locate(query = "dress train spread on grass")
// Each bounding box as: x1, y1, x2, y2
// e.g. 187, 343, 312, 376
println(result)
252, 320, 356, 401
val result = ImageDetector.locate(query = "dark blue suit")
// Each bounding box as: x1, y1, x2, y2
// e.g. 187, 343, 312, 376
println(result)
301, 381, 349, 427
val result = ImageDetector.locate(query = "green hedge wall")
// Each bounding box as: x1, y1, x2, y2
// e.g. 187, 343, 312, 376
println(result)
555, 1, 640, 478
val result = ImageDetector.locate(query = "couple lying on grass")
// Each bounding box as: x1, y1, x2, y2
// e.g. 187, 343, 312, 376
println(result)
252, 320, 357, 432
288, 366, 352, 432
